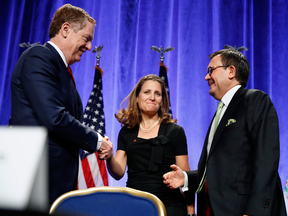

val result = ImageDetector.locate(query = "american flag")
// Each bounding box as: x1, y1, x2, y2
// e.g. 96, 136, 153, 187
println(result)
285, 174, 288, 199
285, 174, 288, 214
159, 62, 173, 116
77, 65, 108, 189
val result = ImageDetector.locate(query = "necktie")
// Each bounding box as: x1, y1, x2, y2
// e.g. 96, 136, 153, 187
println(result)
67, 66, 76, 89
196, 101, 224, 194
212, 101, 224, 136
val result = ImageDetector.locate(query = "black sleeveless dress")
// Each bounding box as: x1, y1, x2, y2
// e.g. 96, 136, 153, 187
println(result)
117, 123, 188, 216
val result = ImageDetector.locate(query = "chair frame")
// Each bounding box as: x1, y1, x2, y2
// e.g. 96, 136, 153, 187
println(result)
49, 186, 167, 216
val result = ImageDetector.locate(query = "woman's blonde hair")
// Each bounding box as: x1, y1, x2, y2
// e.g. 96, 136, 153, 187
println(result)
115, 74, 176, 128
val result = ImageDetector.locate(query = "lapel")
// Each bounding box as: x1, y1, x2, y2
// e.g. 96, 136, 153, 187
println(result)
207, 87, 247, 159
199, 119, 213, 164
44, 42, 67, 72
44, 43, 80, 118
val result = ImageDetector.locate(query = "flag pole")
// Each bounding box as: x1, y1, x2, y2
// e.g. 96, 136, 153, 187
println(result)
78, 44, 108, 189
150, 45, 174, 117
92, 44, 104, 74
150, 46, 175, 63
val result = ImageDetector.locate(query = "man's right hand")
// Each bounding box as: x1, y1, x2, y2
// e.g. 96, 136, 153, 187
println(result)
98, 137, 113, 160
100, 137, 112, 151
163, 164, 185, 189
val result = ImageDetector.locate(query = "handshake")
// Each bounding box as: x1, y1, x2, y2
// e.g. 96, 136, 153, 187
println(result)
98, 136, 113, 160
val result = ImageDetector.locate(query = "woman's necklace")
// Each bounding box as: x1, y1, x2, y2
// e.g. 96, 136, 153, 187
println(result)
140, 117, 160, 133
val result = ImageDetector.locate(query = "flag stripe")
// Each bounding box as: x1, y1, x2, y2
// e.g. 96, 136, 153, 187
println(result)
81, 156, 96, 188
96, 152, 108, 185
77, 156, 85, 189
285, 174, 288, 199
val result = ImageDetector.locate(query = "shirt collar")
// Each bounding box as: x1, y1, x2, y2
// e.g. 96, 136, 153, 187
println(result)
221, 85, 241, 107
47, 41, 68, 67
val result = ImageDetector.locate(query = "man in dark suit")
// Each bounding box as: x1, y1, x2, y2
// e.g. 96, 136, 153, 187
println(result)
163, 49, 287, 216
10, 4, 112, 205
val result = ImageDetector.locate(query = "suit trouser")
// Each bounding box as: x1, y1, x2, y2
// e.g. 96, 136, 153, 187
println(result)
204, 180, 214, 216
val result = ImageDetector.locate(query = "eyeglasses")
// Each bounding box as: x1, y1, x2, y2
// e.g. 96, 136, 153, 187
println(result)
207, 65, 230, 76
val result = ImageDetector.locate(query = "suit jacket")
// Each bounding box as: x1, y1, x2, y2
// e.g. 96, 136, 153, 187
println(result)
187, 87, 287, 216
10, 43, 99, 203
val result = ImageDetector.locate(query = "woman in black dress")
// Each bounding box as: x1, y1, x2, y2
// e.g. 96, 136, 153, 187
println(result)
105, 74, 195, 216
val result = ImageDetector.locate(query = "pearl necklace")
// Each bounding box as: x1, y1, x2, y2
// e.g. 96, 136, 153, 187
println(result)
140, 117, 160, 133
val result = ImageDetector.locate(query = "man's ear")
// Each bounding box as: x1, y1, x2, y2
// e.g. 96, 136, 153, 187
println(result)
228, 65, 236, 80
61, 22, 71, 38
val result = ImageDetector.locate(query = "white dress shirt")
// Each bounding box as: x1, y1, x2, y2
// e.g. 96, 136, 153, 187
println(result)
47, 41, 68, 67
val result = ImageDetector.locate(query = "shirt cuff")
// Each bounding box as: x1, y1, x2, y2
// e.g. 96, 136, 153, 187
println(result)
181, 171, 189, 192
96, 133, 103, 151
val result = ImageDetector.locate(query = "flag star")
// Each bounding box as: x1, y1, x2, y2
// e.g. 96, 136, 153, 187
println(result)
94, 84, 97, 88
91, 91, 95, 96
101, 115, 105, 119
99, 96, 102, 101
92, 117, 97, 122
94, 110, 99, 115
99, 122, 104, 126
90, 125, 95, 130
99, 79, 102, 83
85, 106, 90, 111
161, 76, 165, 80
97, 103, 101, 108
83, 114, 88, 118
84, 150, 89, 154
166, 88, 169, 92
82, 122, 86, 125
101, 90, 103, 93
88, 99, 92, 103
97, 129, 102, 134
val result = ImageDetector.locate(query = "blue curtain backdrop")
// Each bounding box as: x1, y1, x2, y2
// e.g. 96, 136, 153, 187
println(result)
1, 0, 288, 191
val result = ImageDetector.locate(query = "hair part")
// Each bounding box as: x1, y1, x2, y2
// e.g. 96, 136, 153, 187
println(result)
208, 49, 250, 87
115, 74, 176, 128
49, 4, 96, 39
